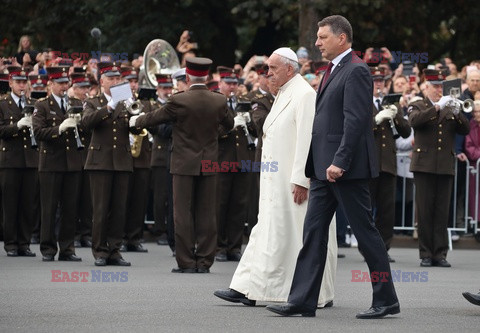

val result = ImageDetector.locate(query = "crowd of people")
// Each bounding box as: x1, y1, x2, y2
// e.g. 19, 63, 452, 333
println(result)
0, 29, 480, 270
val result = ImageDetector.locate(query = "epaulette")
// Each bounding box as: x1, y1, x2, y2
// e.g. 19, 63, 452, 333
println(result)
255, 93, 264, 99
37, 96, 48, 102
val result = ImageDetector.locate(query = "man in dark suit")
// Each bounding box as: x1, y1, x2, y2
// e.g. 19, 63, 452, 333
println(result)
131, 57, 233, 273
266, 15, 399, 319
0, 66, 38, 257
33, 66, 83, 262
82, 62, 136, 266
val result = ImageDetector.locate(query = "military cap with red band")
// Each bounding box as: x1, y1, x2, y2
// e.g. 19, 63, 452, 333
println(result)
206, 80, 219, 92
98, 62, 121, 77
0, 69, 9, 82
28, 74, 48, 87
46, 66, 70, 83
254, 63, 269, 76
7, 66, 28, 80
71, 73, 91, 87
370, 66, 386, 80
423, 69, 446, 84
121, 66, 138, 80
155, 74, 173, 87
217, 66, 238, 83
185, 57, 212, 78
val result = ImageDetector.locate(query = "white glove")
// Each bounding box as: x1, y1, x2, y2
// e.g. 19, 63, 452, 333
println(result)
107, 99, 119, 110
374, 107, 396, 125
124, 97, 135, 108
435, 96, 453, 110
233, 114, 246, 128
17, 116, 32, 129
242, 112, 251, 123
129, 115, 140, 127
59, 117, 77, 134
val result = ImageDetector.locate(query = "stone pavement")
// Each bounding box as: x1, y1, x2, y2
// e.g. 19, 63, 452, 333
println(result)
0, 243, 478, 332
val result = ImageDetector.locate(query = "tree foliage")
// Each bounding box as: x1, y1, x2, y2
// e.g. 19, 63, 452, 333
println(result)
0, 0, 479, 68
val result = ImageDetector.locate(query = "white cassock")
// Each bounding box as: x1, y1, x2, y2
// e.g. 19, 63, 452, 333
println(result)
230, 74, 337, 305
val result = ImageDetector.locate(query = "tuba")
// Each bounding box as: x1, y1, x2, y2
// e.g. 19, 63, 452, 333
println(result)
138, 39, 180, 88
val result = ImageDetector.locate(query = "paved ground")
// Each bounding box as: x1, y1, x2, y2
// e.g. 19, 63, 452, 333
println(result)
1, 243, 479, 332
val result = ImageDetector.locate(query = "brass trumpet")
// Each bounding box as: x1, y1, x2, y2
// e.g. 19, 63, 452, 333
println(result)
124, 98, 144, 115
448, 87, 474, 113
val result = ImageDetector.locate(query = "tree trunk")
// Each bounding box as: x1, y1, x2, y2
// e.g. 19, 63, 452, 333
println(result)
298, 0, 321, 61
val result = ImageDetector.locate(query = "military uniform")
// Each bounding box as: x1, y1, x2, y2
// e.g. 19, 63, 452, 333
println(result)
0, 75, 39, 256
408, 72, 469, 264
134, 57, 234, 272
82, 91, 135, 262
371, 103, 411, 250
33, 83, 84, 260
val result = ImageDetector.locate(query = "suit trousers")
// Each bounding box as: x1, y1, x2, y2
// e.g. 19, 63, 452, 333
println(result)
125, 168, 150, 245
173, 174, 217, 270
369, 172, 396, 250
288, 178, 398, 310
89, 170, 130, 260
413, 172, 453, 260
39, 171, 81, 256
1, 168, 38, 252
216, 172, 249, 254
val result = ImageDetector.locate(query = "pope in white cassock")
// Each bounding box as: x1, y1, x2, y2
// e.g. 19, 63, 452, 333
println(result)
214, 47, 337, 307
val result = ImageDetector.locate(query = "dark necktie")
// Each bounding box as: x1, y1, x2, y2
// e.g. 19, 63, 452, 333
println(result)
376, 98, 382, 111
60, 98, 66, 114
320, 62, 334, 91
18, 98, 23, 110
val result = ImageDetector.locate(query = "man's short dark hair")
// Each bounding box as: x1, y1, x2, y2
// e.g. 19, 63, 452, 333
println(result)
318, 15, 353, 44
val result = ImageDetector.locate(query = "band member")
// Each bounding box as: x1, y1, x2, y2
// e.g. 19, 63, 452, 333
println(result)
149, 74, 173, 247
216, 66, 254, 262
0, 66, 39, 257
122, 67, 151, 252
370, 66, 411, 261
33, 66, 83, 262
130, 57, 234, 273
82, 61, 137, 266
409, 69, 469, 267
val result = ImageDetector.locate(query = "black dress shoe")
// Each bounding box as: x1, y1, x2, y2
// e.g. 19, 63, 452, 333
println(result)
266, 303, 315, 317
42, 254, 54, 262
156, 235, 168, 246
322, 300, 333, 308
196, 268, 210, 273
337, 253, 346, 258
227, 252, 242, 261
74, 240, 82, 248
387, 254, 396, 263
215, 252, 227, 262
94, 258, 107, 266
433, 258, 451, 267
58, 254, 82, 261
420, 258, 432, 267
171, 267, 196, 273
6, 249, 18, 257
127, 244, 148, 252
119, 244, 127, 252
214, 288, 256, 306
107, 258, 131, 266
18, 248, 36, 257
356, 302, 400, 319
462, 292, 480, 306
80, 239, 92, 247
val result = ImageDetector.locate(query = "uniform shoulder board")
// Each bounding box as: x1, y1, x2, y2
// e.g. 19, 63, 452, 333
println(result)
37, 96, 48, 102
255, 93, 263, 99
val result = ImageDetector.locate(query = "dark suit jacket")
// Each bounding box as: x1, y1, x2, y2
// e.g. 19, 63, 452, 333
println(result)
33, 95, 83, 172
82, 93, 134, 172
305, 51, 378, 180
0, 94, 39, 168
408, 98, 470, 176
135, 85, 233, 176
